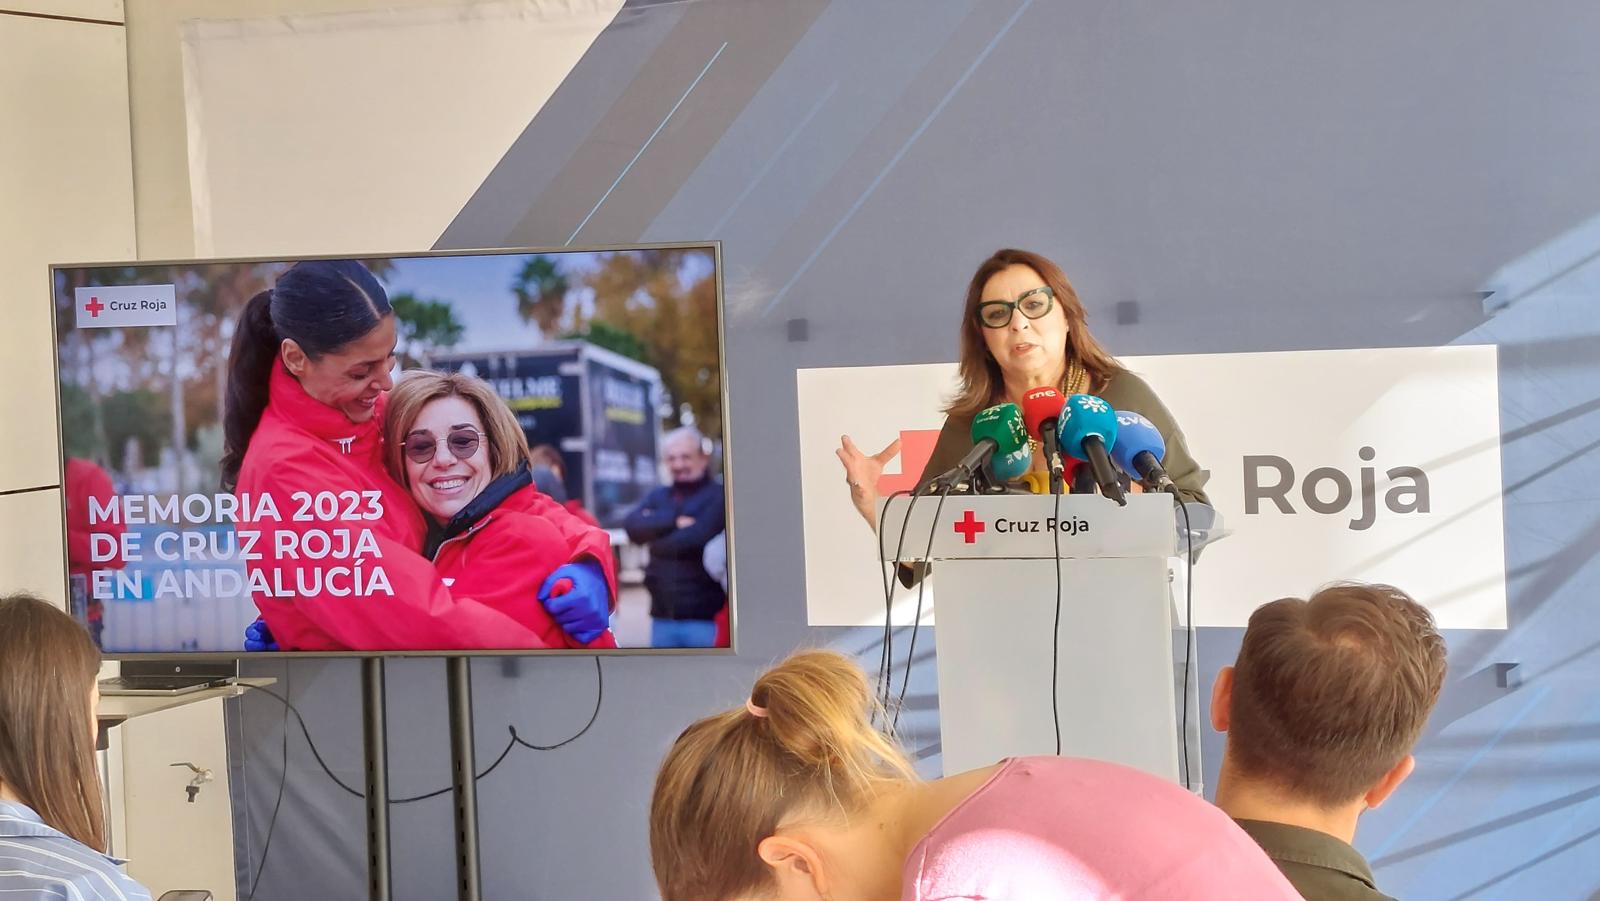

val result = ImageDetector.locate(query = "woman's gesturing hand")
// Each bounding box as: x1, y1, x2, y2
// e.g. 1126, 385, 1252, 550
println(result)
836, 435, 901, 530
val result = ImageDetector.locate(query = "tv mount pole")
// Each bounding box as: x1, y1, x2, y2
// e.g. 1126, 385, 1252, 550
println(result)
361, 657, 482, 901
446, 656, 483, 901
361, 658, 391, 901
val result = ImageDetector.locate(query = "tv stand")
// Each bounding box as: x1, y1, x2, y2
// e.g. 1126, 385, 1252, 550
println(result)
361, 657, 481, 901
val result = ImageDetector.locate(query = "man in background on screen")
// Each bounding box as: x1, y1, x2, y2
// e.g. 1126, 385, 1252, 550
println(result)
1210, 583, 1448, 901
624, 428, 726, 648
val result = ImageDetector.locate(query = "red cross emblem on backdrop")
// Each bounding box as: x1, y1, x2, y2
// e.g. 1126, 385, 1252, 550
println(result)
953, 510, 986, 544
84, 296, 105, 318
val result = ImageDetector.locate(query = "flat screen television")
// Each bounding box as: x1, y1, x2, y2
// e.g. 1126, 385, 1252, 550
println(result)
51, 243, 731, 657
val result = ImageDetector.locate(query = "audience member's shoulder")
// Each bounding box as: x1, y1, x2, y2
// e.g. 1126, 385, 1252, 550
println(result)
1234, 818, 1396, 901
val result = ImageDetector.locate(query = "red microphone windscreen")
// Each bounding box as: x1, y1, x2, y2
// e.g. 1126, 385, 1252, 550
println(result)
1020, 387, 1065, 438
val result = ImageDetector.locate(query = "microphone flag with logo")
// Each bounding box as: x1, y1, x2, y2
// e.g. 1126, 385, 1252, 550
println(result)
1058, 394, 1126, 505
972, 403, 1030, 485
1021, 387, 1068, 494
929, 403, 1029, 491
1110, 410, 1177, 494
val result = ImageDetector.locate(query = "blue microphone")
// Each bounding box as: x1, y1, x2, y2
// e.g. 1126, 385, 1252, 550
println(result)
1058, 394, 1126, 505
1111, 411, 1177, 494
988, 444, 1033, 483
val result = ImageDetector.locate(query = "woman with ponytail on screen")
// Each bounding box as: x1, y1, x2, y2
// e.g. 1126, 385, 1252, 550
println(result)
384, 371, 619, 649
221, 260, 609, 651
0, 594, 151, 900
836, 248, 1210, 529
650, 650, 1299, 901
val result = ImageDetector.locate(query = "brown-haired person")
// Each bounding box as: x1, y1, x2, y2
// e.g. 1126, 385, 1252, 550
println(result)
0, 594, 152, 900
528, 443, 603, 529
837, 248, 1210, 528
651, 649, 1299, 901
1211, 582, 1448, 900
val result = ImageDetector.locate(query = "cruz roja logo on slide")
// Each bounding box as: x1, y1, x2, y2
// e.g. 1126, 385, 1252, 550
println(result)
74, 284, 178, 329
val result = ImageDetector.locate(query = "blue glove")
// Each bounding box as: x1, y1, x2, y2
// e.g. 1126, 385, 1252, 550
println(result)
244, 618, 279, 652
538, 561, 612, 644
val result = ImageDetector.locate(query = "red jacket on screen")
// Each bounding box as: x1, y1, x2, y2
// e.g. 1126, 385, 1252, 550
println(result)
433, 484, 619, 649
563, 499, 601, 529
236, 364, 539, 651
65, 458, 123, 576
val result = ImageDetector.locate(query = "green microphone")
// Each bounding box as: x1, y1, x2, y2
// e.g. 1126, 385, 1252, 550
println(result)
927, 403, 1028, 490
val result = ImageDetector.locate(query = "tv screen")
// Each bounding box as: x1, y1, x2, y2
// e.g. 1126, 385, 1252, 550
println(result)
51, 244, 731, 657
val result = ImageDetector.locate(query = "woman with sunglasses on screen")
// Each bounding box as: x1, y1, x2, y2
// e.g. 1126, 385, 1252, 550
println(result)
383, 371, 619, 649
650, 649, 1300, 901
222, 260, 609, 651
836, 248, 1210, 530
0, 594, 152, 900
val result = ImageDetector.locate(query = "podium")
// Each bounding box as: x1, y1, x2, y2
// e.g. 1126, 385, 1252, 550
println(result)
879, 492, 1209, 784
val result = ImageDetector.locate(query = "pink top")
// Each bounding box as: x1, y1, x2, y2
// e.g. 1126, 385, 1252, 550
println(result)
902, 757, 1302, 900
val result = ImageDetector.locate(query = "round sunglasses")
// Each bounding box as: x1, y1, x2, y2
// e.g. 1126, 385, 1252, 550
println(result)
402, 427, 483, 465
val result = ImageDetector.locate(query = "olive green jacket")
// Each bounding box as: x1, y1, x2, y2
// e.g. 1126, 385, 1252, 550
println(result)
1234, 819, 1397, 901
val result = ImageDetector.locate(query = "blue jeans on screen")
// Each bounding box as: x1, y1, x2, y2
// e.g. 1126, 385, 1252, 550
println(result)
651, 618, 717, 648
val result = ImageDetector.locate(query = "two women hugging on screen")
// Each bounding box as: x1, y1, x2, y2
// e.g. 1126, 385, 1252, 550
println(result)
219, 259, 616, 652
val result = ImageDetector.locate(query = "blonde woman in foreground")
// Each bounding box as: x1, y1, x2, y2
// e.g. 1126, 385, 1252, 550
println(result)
650, 649, 1300, 901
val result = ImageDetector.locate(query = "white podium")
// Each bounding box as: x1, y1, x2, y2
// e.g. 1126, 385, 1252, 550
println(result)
879, 493, 1205, 783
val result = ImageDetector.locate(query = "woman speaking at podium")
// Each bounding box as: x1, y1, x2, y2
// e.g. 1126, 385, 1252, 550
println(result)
837, 248, 1210, 528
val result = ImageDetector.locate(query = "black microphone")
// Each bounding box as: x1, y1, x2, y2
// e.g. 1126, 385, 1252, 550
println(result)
1070, 458, 1097, 494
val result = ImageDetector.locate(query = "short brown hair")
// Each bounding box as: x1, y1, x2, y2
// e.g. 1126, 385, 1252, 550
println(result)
1228, 583, 1447, 806
384, 371, 532, 487
649, 650, 916, 901
528, 443, 565, 478
0, 594, 107, 850
947, 248, 1123, 419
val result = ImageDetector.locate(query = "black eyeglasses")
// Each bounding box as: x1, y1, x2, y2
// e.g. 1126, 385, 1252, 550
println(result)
403, 427, 482, 465
976, 286, 1055, 328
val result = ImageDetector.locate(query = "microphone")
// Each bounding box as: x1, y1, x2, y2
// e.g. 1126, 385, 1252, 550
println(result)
929, 403, 1028, 491
1111, 410, 1177, 495
1068, 457, 1095, 494
1021, 388, 1067, 494
988, 444, 1033, 484
1057, 394, 1126, 505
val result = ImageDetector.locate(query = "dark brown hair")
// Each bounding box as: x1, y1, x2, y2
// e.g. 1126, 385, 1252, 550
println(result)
529, 444, 566, 479
0, 594, 107, 849
1228, 583, 1448, 806
649, 650, 916, 901
221, 260, 392, 490
947, 248, 1122, 419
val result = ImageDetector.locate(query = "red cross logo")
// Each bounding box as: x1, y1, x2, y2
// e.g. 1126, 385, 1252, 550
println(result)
953, 510, 985, 544
84, 296, 105, 318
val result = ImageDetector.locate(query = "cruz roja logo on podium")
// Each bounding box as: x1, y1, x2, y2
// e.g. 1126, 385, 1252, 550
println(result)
952, 510, 1090, 544
953, 510, 986, 543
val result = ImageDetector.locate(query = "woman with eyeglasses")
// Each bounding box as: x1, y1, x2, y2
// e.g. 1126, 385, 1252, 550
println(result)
384, 371, 619, 649
837, 248, 1210, 529
224, 260, 554, 651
